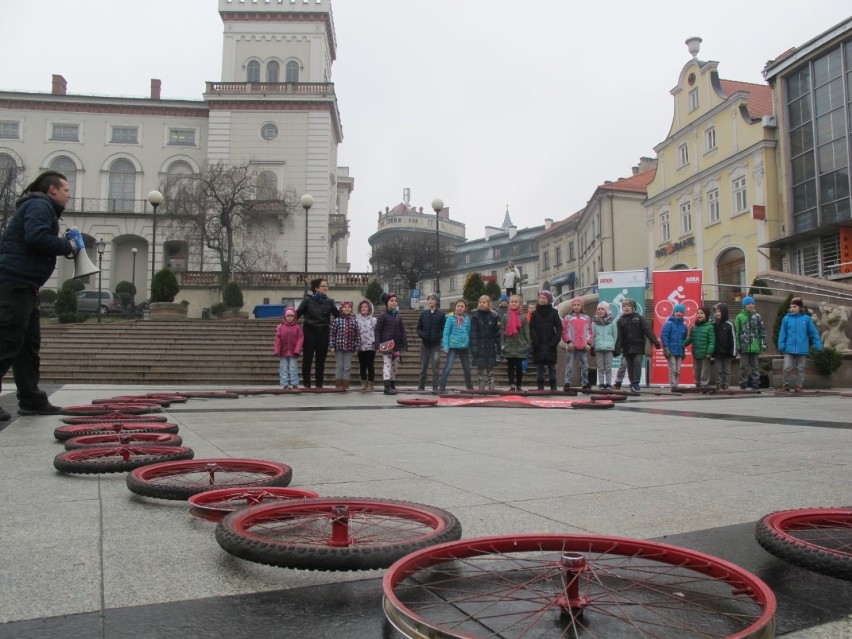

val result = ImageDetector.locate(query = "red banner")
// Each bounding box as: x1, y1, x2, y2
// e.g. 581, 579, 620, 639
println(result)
651, 270, 703, 385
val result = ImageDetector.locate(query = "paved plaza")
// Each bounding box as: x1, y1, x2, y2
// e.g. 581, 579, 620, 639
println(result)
1, 384, 851, 638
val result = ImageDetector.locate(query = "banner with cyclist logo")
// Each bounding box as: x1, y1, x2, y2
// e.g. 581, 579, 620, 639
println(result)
651, 269, 703, 386
598, 270, 647, 384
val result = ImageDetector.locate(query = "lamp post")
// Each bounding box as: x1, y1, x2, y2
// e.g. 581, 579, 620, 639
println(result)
130, 247, 138, 313
431, 198, 443, 298
147, 190, 163, 291
300, 193, 314, 294
95, 238, 106, 324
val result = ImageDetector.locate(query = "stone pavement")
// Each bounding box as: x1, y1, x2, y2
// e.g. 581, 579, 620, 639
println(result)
1, 384, 850, 638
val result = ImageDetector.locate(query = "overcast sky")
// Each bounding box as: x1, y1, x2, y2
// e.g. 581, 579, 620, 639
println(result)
2, 1, 850, 271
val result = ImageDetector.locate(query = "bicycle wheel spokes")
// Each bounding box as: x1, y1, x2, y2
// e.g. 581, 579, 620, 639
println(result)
383, 534, 776, 639
188, 487, 320, 522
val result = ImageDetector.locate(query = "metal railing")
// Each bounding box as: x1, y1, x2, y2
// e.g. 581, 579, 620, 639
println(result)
177, 271, 373, 288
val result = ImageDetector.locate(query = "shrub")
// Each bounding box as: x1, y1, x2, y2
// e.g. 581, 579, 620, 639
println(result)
61, 279, 85, 294
116, 280, 136, 299
811, 347, 843, 375
118, 292, 132, 309
484, 280, 501, 300
150, 268, 179, 303
210, 302, 227, 318
749, 277, 771, 296
55, 285, 80, 323
463, 272, 485, 307
222, 281, 244, 310
364, 279, 383, 305
39, 289, 58, 304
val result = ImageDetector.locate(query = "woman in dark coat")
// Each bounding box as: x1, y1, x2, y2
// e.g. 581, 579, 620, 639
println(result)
296, 278, 339, 388
529, 290, 562, 390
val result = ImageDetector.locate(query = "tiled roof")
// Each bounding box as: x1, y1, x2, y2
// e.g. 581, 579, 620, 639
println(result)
719, 79, 773, 119
597, 168, 656, 193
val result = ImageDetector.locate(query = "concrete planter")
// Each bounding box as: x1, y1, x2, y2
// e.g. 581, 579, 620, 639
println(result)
148, 302, 189, 321
769, 355, 851, 389
217, 310, 249, 320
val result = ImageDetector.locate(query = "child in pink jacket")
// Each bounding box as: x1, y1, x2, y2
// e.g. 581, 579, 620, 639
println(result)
274, 307, 304, 388
562, 296, 593, 390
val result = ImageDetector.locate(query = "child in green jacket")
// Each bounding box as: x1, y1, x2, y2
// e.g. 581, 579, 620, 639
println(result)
734, 296, 767, 391
685, 306, 715, 387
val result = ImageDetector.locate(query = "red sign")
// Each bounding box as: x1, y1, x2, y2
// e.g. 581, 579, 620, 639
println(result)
651, 270, 703, 385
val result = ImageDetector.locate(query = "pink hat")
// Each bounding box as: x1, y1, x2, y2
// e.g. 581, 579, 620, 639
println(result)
284, 307, 296, 318
571, 296, 585, 306
597, 301, 610, 313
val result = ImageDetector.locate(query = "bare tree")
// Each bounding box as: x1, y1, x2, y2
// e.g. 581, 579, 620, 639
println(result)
0, 154, 23, 236
370, 233, 455, 291
162, 161, 297, 287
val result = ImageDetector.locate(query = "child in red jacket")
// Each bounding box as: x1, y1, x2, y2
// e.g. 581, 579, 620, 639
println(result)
274, 307, 304, 388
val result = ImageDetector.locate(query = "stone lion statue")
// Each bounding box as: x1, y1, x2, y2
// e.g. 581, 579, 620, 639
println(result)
817, 303, 851, 353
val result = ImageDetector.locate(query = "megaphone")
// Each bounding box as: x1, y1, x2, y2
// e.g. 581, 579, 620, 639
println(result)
65, 227, 101, 279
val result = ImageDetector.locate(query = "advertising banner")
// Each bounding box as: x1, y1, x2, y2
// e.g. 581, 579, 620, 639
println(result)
597, 270, 647, 384
651, 270, 703, 386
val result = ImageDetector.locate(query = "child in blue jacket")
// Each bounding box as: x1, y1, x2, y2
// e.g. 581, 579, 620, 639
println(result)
660, 303, 688, 390
777, 297, 822, 394
438, 300, 473, 391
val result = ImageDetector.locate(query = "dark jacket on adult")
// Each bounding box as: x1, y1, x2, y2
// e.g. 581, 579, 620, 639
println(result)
374, 310, 407, 353
712, 303, 737, 357
470, 309, 501, 368
529, 302, 562, 364
416, 307, 446, 347
296, 294, 339, 331
0, 193, 70, 287
615, 311, 660, 356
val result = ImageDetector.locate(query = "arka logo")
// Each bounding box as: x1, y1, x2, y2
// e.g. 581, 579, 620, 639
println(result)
685, 276, 700, 283
599, 278, 613, 284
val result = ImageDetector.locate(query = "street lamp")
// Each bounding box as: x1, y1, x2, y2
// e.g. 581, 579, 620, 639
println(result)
147, 190, 163, 288
130, 247, 138, 313
431, 198, 443, 298
300, 193, 314, 294
95, 237, 106, 324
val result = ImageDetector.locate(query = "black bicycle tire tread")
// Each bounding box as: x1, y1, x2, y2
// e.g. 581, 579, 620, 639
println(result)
126, 461, 293, 500
755, 510, 852, 581
215, 498, 462, 571
53, 447, 194, 474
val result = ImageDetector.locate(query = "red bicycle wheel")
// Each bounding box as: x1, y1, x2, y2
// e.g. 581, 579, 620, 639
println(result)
383, 534, 776, 639
571, 399, 614, 409
61, 403, 162, 416
755, 507, 852, 581
62, 414, 169, 425
175, 391, 240, 399
144, 393, 188, 403
126, 458, 292, 500
589, 394, 626, 402
64, 432, 184, 450
54, 446, 194, 474
92, 396, 173, 407
54, 422, 179, 442
397, 398, 438, 407
189, 487, 321, 522
215, 497, 462, 571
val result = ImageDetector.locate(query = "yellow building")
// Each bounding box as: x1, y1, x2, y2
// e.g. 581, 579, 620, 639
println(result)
645, 38, 780, 302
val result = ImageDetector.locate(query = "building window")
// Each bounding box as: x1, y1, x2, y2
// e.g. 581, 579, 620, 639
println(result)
246, 60, 260, 83
266, 61, 280, 83
168, 128, 196, 146
512, 244, 520, 256
0, 121, 19, 139
707, 188, 720, 225
449, 277, 456, 292
568, 240, 575, 260
733, 176, 748, 214
677, 143, 689, 167
108, 158, 136, 211
0, 153, 20, 212
256, 171, 277, 199
165, 160, 194, 202
555, 245, 562, 266
704, 126, 716, 152
543, 250, 551, 270
680, 201, 692, 235
688, 89, 699, 112
51, 123, 79, 141
286, 61, 300, 83
493, 246, 502, 259
660, 210, 671, 243
464, 254, 471, 265
49, 156, 77, 201
110, 126, 138, 144
260, 123, 278, 141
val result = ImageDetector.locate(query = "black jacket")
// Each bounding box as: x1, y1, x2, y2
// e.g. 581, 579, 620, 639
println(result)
416, 308, 446, 347
296, 294, 339, 331
0, 193, 70, 287
712, 303, 737, 357
470, 309, 501, 368
615, 311, 660, 356
374, 311, 407, 352
529, 303, 562, 364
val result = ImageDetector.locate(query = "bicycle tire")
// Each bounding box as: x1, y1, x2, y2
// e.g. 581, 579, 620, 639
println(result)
64, 432, 184, 450
61, 403, 163, 416
755, 507, 852, 581
383, 533, 776, 639
62, 414, 169, 425
571, 399, 614, 409
92, 396, 173, 407
216, 497, 462, 571
53, 446, 194, 474
396, 398, 438, 407
54, 422, 179, 442
189, 487, 321, 522
126, 458, 293, 500
175, 391, 240, 399
589, 393, 626, 402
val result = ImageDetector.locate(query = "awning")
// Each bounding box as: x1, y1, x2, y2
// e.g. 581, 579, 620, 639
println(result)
761, 221, 852, 249
549, 271, 575, 286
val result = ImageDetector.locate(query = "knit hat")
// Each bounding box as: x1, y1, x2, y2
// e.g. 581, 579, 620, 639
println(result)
284, 307, 296, 318
673, 303, 686, 314
380, 292, 398, 305
621, 298, 636, 310
790, 297, 803, 307
742, 296, 755, 307
499, 294, 509, 303
538, 290, 553, 303
427, 293, 438, 302
698, 305, 712, 319
340, 301, 353, 310
571, 296, 584, 306
597, 301, 610, 313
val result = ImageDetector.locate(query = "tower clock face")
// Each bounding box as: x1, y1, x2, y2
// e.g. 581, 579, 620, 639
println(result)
688, 73, 696, 86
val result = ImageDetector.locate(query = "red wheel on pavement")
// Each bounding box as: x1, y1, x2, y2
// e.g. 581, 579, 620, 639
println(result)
64, 432, 183, 450
61, 403, 162, 416
383, 534, 776, 639
189, 487, 321, 522
755, 507, 852, 581
589, 393, 626, 402
396, 398, 438, 407
126, 458, 292, 500
62, 414, 169, 425
215, 497, 462, 571
226, 388, 291, 396
54, 446, 194, 474
144, 393, 188, 403
571, 399, 614, 409
175, 391, 240, 399
92, 396, 173, 407
54, 422, 179, 442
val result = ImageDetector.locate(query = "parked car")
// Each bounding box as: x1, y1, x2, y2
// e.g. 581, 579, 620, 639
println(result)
76, 290, 123, 315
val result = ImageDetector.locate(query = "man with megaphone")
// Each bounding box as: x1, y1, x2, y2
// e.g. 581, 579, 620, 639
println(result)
0, 170, 76, 420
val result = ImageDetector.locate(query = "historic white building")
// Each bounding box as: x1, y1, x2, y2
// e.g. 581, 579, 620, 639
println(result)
0, 0, 352, 299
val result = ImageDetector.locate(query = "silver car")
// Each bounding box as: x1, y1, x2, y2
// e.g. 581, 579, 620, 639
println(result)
76, 290, 123, 315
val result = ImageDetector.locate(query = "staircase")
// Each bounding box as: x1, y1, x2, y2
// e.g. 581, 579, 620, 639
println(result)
9, 310, 479, 386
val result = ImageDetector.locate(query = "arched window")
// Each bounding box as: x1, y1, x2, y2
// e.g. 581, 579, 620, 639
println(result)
286, 61, 300, 83
266, 61, 280, 83
717, 248, 746, 303
0, 153, 19, 215
246, 60, 260, 83
108, 158, 136, 211
257, 171, 277, 200
166, 160, 193, 203
50, 156, 77, 203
